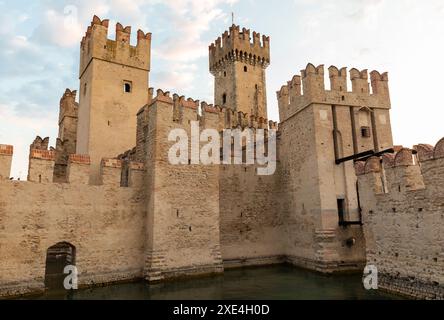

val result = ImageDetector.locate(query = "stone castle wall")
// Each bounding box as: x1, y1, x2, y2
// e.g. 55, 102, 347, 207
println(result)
219, 164, 286, 268
356, 143, 444, 299
141, 91, 224, 281
1, 14, 442, 301
0, 156, 146, 297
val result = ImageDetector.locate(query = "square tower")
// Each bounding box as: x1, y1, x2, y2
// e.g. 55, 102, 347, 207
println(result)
209, 25, 270, 119
277, 64, 393, 272
77, 16, 152, 183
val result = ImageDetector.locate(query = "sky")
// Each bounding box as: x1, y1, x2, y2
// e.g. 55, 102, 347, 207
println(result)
1, 0, 444, 180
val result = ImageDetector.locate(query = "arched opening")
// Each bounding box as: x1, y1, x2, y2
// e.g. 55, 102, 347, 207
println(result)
45, 242, 76, 291
244, 66, 248, 72
222, 93, 227, 105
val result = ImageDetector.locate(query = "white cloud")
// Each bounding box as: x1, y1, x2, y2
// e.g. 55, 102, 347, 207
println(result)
32, 9, 84, 47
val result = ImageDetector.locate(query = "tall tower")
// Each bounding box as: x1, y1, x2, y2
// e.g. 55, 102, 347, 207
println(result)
277, 63, 393, 272
209, 25, 270, 119
77, 16, 152, 183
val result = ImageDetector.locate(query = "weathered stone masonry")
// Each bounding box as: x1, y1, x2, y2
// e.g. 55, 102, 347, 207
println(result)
356, 144, 444, 299
0, 15, 443, 300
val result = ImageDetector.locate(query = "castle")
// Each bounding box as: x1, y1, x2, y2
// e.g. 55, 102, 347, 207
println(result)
0, 16, 442, 300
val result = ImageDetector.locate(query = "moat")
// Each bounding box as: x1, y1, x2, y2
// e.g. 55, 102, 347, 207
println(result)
30, 265, 401, 300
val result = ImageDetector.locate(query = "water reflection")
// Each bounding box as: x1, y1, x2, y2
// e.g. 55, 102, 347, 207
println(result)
32, 265, 401, 300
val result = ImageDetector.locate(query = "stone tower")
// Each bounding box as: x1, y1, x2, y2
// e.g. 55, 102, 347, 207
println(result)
277, 64, 394, 272
76, 15, 152, 183
209, 25, 270, 119
53, 89, 79, 182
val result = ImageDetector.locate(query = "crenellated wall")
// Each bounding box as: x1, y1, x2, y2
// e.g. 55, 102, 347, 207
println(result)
356, 141, 444, 299
1, 12, 441, 301
79, 15, 151, 76
273, 62, 395, 273
210, 24, 270, 119
0, 156, 147, 298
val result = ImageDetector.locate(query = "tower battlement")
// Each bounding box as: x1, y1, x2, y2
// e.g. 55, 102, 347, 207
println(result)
277, 63, 391, 122
80, 15, 151, 76
209, 24, 270, 74
355, 137, 444, 193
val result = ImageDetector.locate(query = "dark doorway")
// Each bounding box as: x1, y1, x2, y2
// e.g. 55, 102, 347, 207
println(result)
337, 199, 346, 226
44, 242, 76, 291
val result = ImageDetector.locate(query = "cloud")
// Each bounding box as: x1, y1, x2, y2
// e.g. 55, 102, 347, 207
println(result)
153, 63, 198, 92
156, 0, 236, 62
31, 9, 84, 47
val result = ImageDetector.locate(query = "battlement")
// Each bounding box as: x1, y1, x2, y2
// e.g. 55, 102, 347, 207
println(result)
277, 63, 391, 121
355, 137, 444, 195
30, 136, 50, 151
209, 24, 270, 74
80, 15, 151, 76
147, 89, 276, 131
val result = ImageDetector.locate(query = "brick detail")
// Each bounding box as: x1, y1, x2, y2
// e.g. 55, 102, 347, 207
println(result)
69, 154, 91, 165
0, 145, 13, 156
129, 162, 145, 171
30, 149, 55, 161
101, 158, 122, 168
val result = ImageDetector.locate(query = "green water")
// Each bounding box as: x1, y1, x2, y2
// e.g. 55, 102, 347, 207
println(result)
33, 265, 401, 300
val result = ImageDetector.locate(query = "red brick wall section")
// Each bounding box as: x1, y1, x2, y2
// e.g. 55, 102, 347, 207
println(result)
101, 158, 122, 168
29, 149, 55, 160
129, 162, 145, 171
69, 154, 91, 165
0, 145, 13, 156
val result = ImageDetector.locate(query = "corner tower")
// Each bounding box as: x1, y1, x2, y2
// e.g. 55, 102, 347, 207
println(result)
77, 15, 152, 183
209, 25, 270, 119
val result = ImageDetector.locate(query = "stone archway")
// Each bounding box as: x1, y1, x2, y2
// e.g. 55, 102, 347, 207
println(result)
44, 242, 76, 291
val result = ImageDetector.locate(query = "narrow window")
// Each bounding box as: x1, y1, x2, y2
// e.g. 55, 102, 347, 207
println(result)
244, 66, 248, 72
337, 199, 346, 226
124, 81, 132, 93
224, 71, 227, 77
222, 93, 227, 105
83, 83, 87, 96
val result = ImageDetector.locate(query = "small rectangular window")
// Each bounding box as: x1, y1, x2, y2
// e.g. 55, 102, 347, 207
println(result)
124, 81, 132, 93
361, 126, 371, 138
